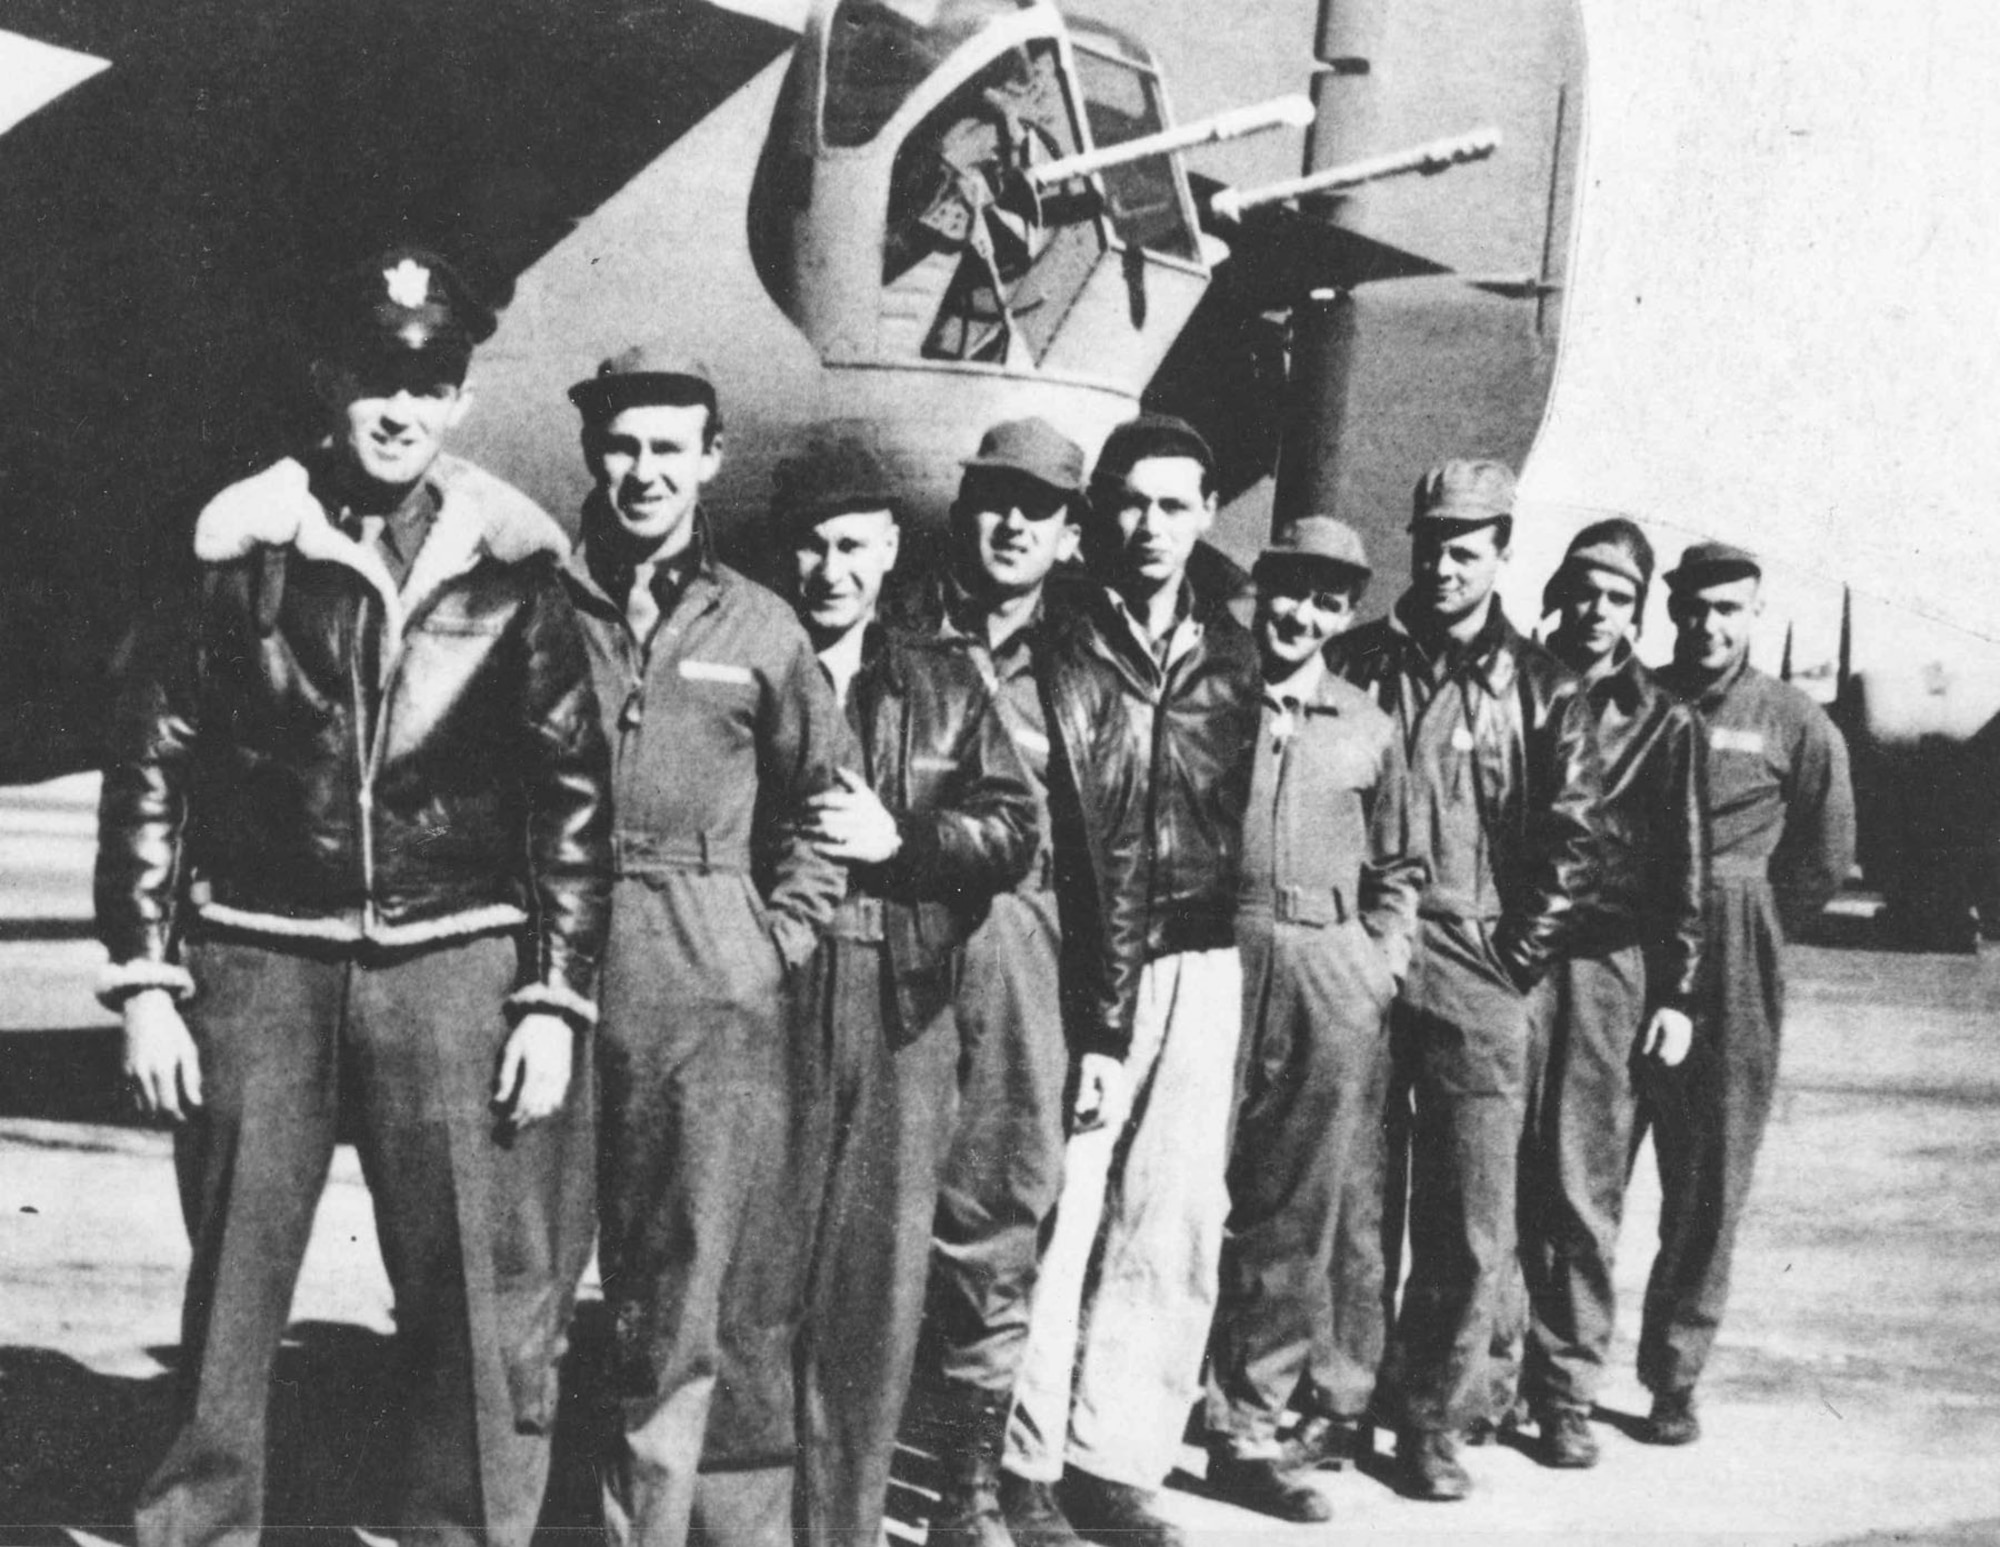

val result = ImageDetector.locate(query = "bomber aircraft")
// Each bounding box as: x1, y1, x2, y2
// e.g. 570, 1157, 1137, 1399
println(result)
12, 0, 1987, 947
0, 0, 1579, 769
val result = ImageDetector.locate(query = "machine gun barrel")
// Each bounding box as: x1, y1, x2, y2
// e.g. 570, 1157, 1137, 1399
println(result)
1208, 126, 1500, 221
1025, 94, 1315, 188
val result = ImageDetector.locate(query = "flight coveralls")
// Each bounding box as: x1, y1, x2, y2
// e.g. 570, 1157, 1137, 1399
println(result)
902, 579, 1142, 1432
1334, 599, 1601, 1438
1007, 575, 1261, 1492
1205, 671, 1424, 1457
1488, 643, 1708, 1420
1637, 658, 1853, 1397
559, 514, 846, 1547
915, 583, 1070, 1416
781, 627, 1037, 1546
96, 454, 612, 1547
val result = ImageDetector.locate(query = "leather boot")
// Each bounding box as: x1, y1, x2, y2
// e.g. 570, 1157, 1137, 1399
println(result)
1284, 1413, 1367, 1472
998, 1470, 1084, 1547
1205, 1452, 1333, 1522
1639, 1388, 1701, 1446
1537, 1405, 1601, 1469
1055, 1468, 1185, 1547
1396, 1429, 1472, 1502
929, 1389, 1017, 1547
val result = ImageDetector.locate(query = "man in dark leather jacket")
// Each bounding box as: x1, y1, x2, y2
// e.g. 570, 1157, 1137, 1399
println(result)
768, 426, 1038, 1547
94, 248, 611, 1547
891, 419, 1147, 1547
1330, 459, 1601, 1502
1488, 520, 1707, 1469
1001, 416, 1260, 1547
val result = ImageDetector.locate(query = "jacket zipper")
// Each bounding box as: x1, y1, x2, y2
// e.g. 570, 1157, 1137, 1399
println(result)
355, 581, 437, 933
350, 594, 379, 935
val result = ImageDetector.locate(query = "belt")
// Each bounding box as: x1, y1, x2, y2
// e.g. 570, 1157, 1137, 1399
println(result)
827, 894, 889, 942
1241, 882, 1351, 927
1710, 854, 1774, 882
613, 830, 751, 878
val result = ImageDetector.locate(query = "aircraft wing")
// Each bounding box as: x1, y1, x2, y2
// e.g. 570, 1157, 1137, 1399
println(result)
0, 0, 796, 779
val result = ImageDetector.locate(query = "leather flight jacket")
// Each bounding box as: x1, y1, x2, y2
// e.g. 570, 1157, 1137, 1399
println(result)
1333, 599, 1603, 990
894, 572, 1152, 1060
1566, 643, 1708, 1010
95, 454, 613, 1024
1060, 567, 1261, 1044
841, 626, 1038, 1044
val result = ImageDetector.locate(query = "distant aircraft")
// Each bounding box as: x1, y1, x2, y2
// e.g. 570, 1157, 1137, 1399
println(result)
0, 0, 1579, 777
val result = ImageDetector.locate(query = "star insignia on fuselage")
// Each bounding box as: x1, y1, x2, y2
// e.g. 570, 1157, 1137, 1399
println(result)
384, 259, 432, 309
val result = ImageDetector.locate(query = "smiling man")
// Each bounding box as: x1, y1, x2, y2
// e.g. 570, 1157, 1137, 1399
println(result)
1483, 520, 1708, 1468
1202, 518, 1423, 1521
96, 247, 611, 1547
892, 419, 1148, 1547
559, 348, 846, 1547
1639, 541, 1853, 1446
773, 424, 1037, 1547
1331, 459, 1602, 1502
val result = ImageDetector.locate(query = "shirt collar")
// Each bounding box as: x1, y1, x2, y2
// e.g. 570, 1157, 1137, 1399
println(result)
1668, 650, 1751, 710
1393, 592, 1509, 676
309, 455, 439, 534
579, 497, 713, 603
1110, 578, 1200, 669
817, 622, 871, 710
943, 572, 1045, 661
1584, 639, 1648, 709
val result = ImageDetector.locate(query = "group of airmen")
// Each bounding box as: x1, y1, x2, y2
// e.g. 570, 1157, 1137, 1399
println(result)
95, 248, 1856, 1547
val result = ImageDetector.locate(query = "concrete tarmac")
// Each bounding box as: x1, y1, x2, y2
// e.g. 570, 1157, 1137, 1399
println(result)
5, 778, 1998, 1543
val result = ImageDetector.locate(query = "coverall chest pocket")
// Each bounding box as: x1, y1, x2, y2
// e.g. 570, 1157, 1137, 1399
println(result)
674, 659, 760, 755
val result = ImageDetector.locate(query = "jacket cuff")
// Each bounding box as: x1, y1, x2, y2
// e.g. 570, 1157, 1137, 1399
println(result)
1070, 1010, 1131, 1063
506, 982, 599, 1030
1365, 921, 1415, 984
770, 915, 821, 975
881, 813, 938, 894
96, 958, 197, 1010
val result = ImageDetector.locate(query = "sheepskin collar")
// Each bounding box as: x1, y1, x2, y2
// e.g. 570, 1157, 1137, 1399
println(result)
192, 453, 569, 670
195, 454, 565, 568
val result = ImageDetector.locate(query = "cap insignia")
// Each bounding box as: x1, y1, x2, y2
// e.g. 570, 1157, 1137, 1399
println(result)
384, 258, 432, 309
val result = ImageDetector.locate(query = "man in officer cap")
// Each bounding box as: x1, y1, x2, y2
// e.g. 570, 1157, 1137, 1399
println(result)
895, 418, 1148, 1547
1330, 459, 1602, 1501
1001, 414, 1260, 1547
97, 246, 612, 1546
765, 423, 1038, 1546
1484, 519, 1708, 1467
1638, 540, 1853, 1445
1202, 517, 1424, 1520
559, 346, 846, 1547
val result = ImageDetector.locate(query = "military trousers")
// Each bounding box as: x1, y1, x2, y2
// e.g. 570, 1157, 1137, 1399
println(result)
790, 935, 964, 1545
1485, 943, 1649, 1417
1006, 946, 1244, 1490
136, 930, 585, 1547
1205, 914, 1396, 1457
1382, 915, 1533, 1436
921, 888, 1070, 1401
594, 870, 792, 1547
1634, 875, 1785, 1396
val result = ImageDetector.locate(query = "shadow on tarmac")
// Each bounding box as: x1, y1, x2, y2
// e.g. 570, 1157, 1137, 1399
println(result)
0, 1307, 623, 1543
